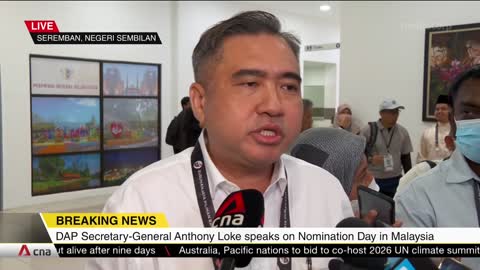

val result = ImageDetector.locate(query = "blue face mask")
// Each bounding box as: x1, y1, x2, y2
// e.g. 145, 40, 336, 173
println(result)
455, 119, 480, 164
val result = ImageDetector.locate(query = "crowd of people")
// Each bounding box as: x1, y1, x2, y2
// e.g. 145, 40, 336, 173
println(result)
87, 10, 480, 270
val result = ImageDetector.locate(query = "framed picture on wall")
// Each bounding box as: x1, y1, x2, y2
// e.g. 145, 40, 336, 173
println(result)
30, 54, 162, 196
30, 56, 100, 96
103, 62, 159, 96
31, 97, 101, 155
103, 98, 158, 150
103, 147, 159, 187
423, 23, 480, 121
32, 153, 101, 196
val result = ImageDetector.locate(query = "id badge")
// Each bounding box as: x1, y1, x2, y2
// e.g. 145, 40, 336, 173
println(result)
384, 153, 394, 172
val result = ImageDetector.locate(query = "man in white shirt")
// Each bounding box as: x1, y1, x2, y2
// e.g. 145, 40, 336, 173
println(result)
86, 10, 352, 270
417, 95, 452, 163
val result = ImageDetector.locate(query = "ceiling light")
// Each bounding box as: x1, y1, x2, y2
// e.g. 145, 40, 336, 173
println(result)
319, 4, 331, 12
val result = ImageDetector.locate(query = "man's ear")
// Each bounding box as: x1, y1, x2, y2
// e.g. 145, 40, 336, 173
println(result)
445, 135, 456, 152
189, 82, 207, 128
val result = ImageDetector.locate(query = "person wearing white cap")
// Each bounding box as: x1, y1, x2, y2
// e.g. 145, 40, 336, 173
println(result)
361, 98, 413, 198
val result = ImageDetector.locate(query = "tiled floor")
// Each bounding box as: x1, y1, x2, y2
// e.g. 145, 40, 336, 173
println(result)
0, 195, 109, 270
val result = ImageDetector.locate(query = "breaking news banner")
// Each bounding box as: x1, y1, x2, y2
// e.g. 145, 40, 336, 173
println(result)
2, 213, 480, 258
24, 20, 161, 45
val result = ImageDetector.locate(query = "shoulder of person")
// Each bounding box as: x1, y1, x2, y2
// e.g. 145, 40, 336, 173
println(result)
282, 154, 353, 223
395, 123, 410, 134
360, 123, 372, 136
104, 149, 194, 212
396, 159, 449, 199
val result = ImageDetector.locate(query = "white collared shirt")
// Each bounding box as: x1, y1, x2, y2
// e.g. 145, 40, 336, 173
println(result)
86, 133, 353, 270
395, 149, 480, 269
417, 122, 451, 163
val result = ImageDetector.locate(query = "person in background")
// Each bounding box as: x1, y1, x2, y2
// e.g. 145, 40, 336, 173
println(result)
361, 98, 413, 198
180, 106, 202, 150
395, 64, 480, 269
332, 103, 361, 135
290, 127, 380, 216
166, 96, 191, 153
301, 98, 313, 132
417, 95, 452, 163
396, 112, 457, 193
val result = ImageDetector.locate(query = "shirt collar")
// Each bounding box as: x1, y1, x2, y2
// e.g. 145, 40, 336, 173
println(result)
376, 119, 386, 130
376, 119, 396, 131
197, 130, 287, 197
446, 149, 480, 184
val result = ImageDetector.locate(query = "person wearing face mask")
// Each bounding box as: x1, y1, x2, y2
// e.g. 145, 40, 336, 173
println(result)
290, 127, 380, 216
332, 104, 361, 135
396, 112, 457, 193
395, 65, 480, 269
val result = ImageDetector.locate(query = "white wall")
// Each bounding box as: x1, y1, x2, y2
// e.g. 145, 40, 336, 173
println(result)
339, 1, 480, 157
304, 63, 337, 109
175, 1, 341, 103
304, 66, 326, 86
0, 1, 174, 209
324, 63, 337, 109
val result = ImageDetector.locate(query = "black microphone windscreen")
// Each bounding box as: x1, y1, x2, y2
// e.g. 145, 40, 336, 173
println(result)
213, 189, 264, 268
335, 217, 386, 269
213, 189, 264, 228
336, 217, 370, 228
328, 259, 344, 270
406, 257, 437, 270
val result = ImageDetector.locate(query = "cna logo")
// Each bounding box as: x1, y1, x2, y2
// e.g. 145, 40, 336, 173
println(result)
18, 244, 52, 256
212, 193, 246, 227
18, 244, 31, 256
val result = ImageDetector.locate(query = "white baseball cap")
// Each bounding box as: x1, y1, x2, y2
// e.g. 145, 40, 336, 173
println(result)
379, 98, 405, 111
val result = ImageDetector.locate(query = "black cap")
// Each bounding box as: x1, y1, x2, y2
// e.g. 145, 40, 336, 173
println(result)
436, 95, 451, 106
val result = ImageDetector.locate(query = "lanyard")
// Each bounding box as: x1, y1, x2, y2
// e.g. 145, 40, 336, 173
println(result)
190, 142, 298, 270
435, 124, 439, 148
473, 180, 480, 227
380, 125, 396, 152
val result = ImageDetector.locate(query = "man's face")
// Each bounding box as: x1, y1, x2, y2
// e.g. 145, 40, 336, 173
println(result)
379, 109, 399, 128
454, 78, 480, 121
301, 107, 313, 132
434, 103, 450, 123
183, 101, 191, 110
196, 34, 302, 168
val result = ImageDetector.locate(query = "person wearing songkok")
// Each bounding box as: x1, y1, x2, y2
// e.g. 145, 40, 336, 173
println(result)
417, 95, 452, 163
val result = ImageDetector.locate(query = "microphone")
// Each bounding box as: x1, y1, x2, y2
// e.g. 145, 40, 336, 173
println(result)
331, 217, 437, 270
329, 259, 370, 270
335, 217, 386, 270
212, 189, 264, 270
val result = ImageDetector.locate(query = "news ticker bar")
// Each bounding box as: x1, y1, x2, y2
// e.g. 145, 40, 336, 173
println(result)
29, 32, 162, 44
6, 244, 480, 257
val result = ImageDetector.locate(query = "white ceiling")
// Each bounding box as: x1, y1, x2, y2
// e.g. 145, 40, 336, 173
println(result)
249, 1, 340, 21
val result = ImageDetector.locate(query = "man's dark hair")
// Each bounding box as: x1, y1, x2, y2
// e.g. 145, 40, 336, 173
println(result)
449, 64, 480, 109
181, 96, 190, 107
192, 10, 300, 85
302, 99, 313, 111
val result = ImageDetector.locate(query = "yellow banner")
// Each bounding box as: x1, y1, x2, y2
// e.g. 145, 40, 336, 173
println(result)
41, 213, 169, 228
